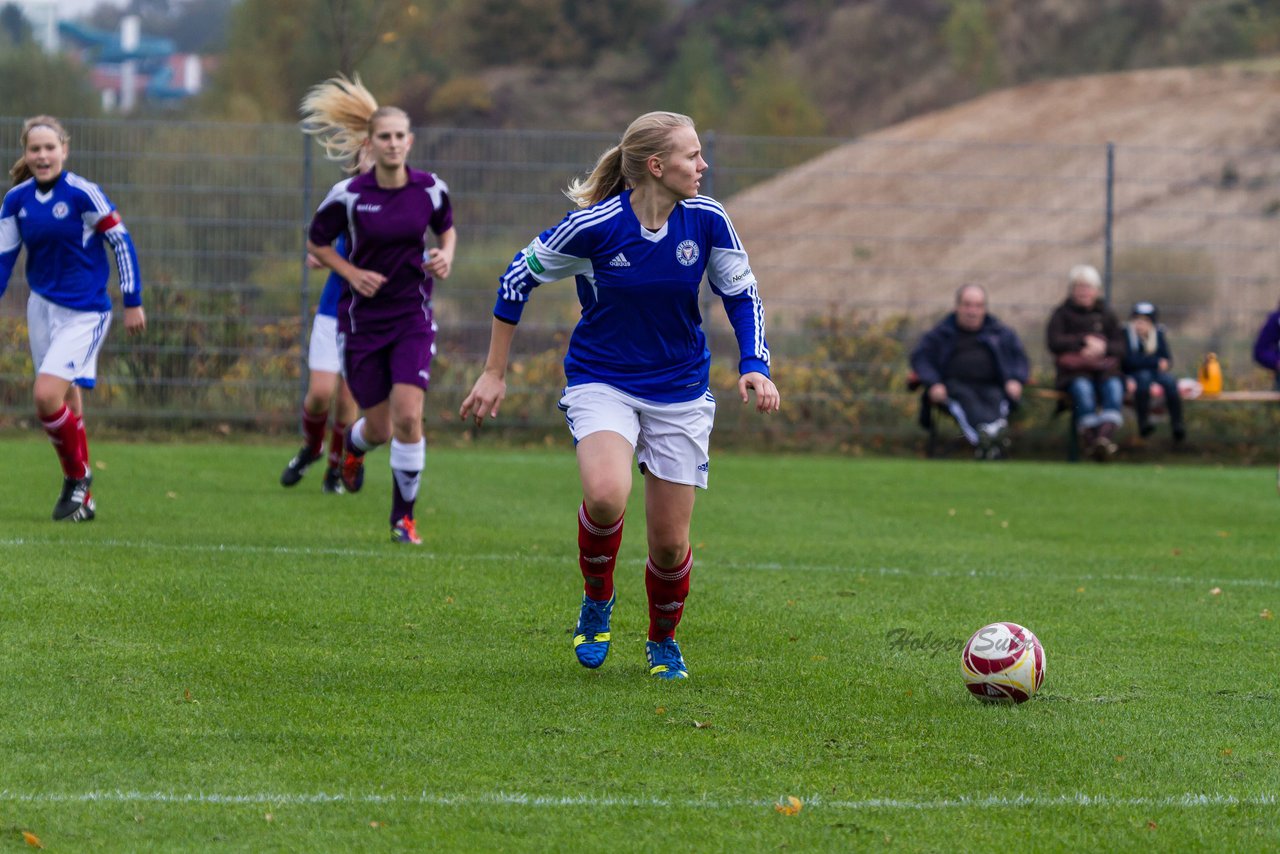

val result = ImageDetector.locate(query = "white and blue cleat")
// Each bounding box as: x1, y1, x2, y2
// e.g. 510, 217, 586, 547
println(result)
645, 637, 689, 680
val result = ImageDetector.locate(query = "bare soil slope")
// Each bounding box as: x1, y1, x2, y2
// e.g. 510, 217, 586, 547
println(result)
725, 65, 1280, 327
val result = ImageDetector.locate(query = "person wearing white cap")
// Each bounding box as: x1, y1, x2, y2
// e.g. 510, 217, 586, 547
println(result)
1122, 300, 1185, 442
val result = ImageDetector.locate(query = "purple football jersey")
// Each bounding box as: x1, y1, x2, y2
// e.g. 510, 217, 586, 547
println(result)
309, 167, 452, 335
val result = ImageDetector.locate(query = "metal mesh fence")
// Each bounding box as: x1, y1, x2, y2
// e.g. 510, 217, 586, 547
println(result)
1, 119, 1276, 442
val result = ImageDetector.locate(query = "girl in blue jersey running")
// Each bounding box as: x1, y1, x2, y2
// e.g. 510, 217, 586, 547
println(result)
461, 111, 780, 680
279, 145, 375, 494
278, 242, 359, 493
0, 115, 145, 522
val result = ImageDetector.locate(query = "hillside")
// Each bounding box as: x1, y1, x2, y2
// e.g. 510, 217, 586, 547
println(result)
724, 64, 1280, 341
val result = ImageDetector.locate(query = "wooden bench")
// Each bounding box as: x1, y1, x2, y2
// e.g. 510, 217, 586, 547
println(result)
1033, 387, 1280, 460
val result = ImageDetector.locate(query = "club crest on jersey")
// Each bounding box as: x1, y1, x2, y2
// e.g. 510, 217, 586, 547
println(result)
52, 202, 70, 220
676, 239, 700, 266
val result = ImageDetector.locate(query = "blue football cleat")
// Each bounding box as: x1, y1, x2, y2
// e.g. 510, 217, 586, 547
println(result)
645, 637, 689, 680
573, 594, 615, 669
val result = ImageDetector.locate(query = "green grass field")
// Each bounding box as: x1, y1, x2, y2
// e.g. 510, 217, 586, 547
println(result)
1, 436, 1278, 851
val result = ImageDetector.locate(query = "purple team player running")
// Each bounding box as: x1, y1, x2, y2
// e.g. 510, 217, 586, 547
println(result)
303, 75, 457, 544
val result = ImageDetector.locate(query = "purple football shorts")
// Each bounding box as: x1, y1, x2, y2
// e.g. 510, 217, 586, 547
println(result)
340, 322, 436, 409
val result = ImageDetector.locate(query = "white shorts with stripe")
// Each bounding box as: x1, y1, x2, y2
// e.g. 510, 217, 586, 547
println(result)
558, 382, 716, 489
27, 291, 112, 388
308, 313, 341, 374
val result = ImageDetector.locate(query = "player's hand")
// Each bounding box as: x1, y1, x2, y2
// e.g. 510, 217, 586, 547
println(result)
305, 253, 325, 270
739, 371, 780, 413
348, 268, 387, 297
124, 305, 146, 335
460, 370, 506, 427
928, 383, 948, 405
424, 248, 453, 279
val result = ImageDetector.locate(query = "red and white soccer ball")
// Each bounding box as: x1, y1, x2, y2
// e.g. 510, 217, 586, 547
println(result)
961, 622, 1045, 704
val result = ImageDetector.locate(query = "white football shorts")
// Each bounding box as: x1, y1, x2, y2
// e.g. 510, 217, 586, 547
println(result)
558, 382, 716, 489
308, 313, 341, 374
27, 291, 112, 388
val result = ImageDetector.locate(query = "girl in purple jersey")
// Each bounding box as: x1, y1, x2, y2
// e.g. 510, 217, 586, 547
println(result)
461, 111, 780, 680
303, 75, 457, 545
0, 115, 145, 522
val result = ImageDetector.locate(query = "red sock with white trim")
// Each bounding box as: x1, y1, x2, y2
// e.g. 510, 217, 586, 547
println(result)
41, 405, 88, 479
646, 548, 692, 641
327, 420, 347, 469
75, 411, 90, 475
578, 503, 623, 602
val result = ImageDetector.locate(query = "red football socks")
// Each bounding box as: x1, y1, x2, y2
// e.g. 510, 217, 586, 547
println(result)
41, 405, 88, 479
578, 503, 623, 602
328, 420, 347, 468
301, 407, 327, 455
646, 548, 692, 641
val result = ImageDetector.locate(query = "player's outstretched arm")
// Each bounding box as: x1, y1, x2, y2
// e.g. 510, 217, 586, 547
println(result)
460, 317, 518, 427
739, 371, 780, 414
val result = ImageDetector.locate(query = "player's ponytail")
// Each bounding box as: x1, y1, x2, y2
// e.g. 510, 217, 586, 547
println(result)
565, 111, 695, 209
10, 115, 68, 185
300, 74, 407, 172
565, 145, 625, 208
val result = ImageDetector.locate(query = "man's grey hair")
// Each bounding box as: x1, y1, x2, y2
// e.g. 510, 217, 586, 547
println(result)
1068, 264, 1102, 292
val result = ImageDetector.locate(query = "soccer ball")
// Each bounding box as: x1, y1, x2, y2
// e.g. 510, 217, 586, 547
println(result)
961, 622, 1045, 703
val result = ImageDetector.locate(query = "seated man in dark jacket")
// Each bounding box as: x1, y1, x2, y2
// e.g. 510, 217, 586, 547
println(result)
910, 284, 1030, 459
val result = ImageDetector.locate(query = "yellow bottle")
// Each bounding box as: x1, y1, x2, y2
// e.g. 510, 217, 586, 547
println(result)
1198, 352, 1223, 396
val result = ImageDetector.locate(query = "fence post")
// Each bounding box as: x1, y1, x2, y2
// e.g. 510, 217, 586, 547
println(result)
299, 131, 312, 403
1103, 141, 1115, 305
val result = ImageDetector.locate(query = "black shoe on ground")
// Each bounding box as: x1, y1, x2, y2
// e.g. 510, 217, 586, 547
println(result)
1139, 422, 1156, 438
281, 445, 323, 486
321, 465, 345, 494
1173, 425, 1187, 443
52, 473, 95, 522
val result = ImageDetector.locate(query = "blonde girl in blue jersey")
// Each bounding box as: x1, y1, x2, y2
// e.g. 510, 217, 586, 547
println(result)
0, 115, 144, 522
461, 111, 780, 680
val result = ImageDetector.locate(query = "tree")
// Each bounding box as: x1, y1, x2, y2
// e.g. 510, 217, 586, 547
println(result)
203, 0, 421, 121
943, 0, 1003, 90
0, 45, 101, 118
321, 0, 404, 76
661, 28, 732, 129
725, 47, 825, 137
0, 2, 31, 46
462, 0, 663, 68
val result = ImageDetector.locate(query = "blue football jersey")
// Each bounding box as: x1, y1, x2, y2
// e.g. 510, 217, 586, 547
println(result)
0, 171, 142, 313
316, 234, 347, 319
494, 189, 770, 403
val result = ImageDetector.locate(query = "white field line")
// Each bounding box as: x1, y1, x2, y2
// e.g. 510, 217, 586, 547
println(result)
0, 536, 1277, 589
0, 789, 1275, 811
